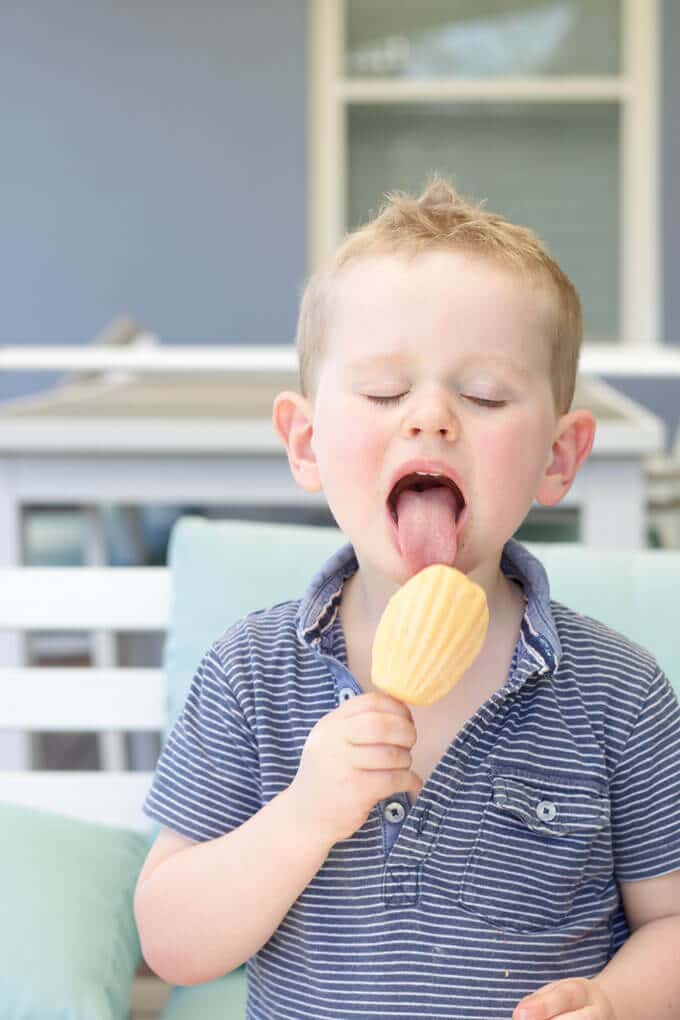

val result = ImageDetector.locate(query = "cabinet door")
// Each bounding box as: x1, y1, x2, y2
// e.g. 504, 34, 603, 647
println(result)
345, 0, 620, 79
327, 0, 630, 344
348, 99, 620, 342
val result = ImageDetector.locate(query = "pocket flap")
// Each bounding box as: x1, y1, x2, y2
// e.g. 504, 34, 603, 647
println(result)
491, 773, 610, 838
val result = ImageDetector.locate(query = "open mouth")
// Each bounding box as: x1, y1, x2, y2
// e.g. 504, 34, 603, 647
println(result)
387, 472, 466, 525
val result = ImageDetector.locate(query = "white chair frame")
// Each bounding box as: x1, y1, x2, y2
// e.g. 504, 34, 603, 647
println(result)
0, 565, 172, 1017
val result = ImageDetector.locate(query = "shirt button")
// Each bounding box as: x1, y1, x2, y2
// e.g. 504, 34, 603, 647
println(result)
536, 799, 557, 823
384, 801, 405, 824
338, 687, 355, 702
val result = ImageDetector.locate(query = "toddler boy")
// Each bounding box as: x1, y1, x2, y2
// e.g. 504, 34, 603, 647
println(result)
135, 179, 680, 1019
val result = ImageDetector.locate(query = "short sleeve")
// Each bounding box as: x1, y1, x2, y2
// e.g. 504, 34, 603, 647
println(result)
610, 668, 680, 881
143, 641, 261, 842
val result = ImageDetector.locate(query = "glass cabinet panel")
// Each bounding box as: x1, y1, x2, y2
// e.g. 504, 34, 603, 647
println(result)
346, 0, 620, 78
348, 101, 619, 341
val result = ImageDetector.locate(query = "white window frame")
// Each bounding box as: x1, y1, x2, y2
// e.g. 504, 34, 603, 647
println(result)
308, 0, 662, 372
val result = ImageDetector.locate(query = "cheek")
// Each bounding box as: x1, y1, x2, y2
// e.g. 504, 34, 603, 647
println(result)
314, 403, 383, 491
476, 416, 552, 497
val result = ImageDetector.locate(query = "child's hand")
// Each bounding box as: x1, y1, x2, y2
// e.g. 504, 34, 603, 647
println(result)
287, 691, 423, 849
513, 977, 615, 1020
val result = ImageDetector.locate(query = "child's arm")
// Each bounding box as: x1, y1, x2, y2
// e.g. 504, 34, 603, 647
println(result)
134, 785, 331, 984
594, 870, 680, 1015
134, 691, 422, 985
512, 870, 680, 1019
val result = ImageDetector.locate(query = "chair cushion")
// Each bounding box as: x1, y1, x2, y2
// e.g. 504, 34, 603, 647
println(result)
0, 802, 149, 1020
523, 542, 679, 690
162, 968, 247, 1019
163, 516, 344, 732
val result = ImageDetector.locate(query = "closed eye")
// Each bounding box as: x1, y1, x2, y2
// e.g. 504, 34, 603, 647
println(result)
365, 393, 506, 408
462, 395, 507, 409
364, 393, 409, 405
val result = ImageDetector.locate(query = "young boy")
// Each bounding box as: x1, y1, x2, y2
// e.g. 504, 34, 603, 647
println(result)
135, 179, 680, 1019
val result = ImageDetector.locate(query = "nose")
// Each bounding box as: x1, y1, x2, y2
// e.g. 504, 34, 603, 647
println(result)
399, 388, 460, 441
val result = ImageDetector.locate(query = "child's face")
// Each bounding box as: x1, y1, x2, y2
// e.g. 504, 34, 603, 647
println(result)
279, 249, 592, 589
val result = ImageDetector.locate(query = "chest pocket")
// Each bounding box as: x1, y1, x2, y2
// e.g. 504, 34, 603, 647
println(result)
460, 769, 610, 933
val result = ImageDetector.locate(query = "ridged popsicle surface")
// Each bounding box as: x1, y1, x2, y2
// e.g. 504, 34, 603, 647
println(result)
371, 565, 489, 705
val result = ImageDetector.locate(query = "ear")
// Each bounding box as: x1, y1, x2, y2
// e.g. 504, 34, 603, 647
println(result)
272, 390, 322, 493
535, 409, 596, 507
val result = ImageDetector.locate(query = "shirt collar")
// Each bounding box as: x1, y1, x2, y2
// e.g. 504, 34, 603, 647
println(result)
501, 539, 561, 675
295, 538, 561, 675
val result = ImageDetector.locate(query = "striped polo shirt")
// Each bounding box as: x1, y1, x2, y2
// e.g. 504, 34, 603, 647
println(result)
144, 539, 680, 1019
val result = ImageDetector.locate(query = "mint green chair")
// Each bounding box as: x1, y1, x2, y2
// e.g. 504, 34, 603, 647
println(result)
160, 517, 680, 1019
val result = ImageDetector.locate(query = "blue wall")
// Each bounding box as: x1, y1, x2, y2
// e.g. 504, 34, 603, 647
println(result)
0, 1, 307, 398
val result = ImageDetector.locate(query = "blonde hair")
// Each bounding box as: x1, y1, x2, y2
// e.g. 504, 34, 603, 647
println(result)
296, 177, 582, 414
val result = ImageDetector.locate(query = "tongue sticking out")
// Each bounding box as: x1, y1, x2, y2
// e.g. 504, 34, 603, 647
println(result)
395, 486, 460, 577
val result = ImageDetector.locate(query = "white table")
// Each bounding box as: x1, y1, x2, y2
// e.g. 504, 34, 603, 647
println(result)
0, 365, 665, 550
0, 351, 666, 769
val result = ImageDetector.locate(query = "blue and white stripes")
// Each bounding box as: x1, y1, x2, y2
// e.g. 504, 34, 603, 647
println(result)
144, 540, 680, 1018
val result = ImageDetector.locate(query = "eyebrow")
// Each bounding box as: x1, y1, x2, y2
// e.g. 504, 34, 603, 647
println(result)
347, 353, 531, 379
347, 353, 411, 372
472, 357, 532, 381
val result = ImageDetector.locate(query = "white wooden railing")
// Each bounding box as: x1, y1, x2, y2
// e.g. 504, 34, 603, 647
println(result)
0, 567, 170, 832
1, 343, 680, 375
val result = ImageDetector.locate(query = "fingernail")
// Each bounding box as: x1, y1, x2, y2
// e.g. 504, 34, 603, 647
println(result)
515, 1011, 530, 1020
